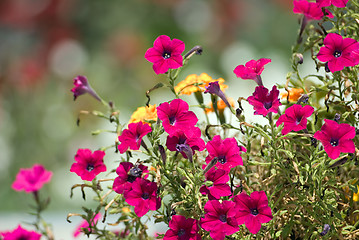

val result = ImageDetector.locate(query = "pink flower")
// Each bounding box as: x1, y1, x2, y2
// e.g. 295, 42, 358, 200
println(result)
166, 127, 205, 161
12, 164, 52, 193
293, 0, 324, 20
145, 35, 185, 75
233, 58, 271, 86
200, 200, 239, 240
200, 166, 231, 200
112, 162, 149, 194
73, 213, 101, 238
124, 178, 161, 217
233, 191, 273, 234
276, 104, 314, 135
70, 148, 106, 181
157, 99, 198, 135
247, 85, 281, 117
1, 225, 42, 240
118, 121, 152, 154
317, 33, 358, 72
316, 0, 349, 8
71, 75, 101, 101
313, 119, 356, 159
163, 215, 201, 240
205, 135, 246, 171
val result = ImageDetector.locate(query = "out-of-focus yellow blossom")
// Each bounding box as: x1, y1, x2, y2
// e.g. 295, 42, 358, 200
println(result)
280, 88, 304, 102
129, 104, 157, 124
343, 185, 359, 202
174, 73, 227, 95
122, 207, 131, 213
205, 98, 235, 113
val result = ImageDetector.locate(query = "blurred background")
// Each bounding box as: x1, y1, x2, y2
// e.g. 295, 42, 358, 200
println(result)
0, 0, 298, 238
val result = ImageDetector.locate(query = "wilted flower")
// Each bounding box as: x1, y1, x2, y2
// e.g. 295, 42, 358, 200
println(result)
12, 164, 52, 193
70, 149, 106, 181
276, 104, 314, 135
1, 225, 42, 240
163, 215, 201, 240
233, 58, 271, 86
117, 121, 152, 153
71, 75, 101, 101
113, 162, 149, 194
247, 85, 281, 117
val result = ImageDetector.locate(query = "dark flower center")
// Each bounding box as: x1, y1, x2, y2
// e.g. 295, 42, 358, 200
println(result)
263, 101, 272, 110
141, 192, 150, 200
250, 208, 259, 216
333, 50, 342, 58
169, 115, 176, 125
330, 138, 339, 147
219, 214, 227, 222
86, 163, 95, 172
218, 155, 227, 164
296, 116, 302, 125
18, 237, 28, 240
127, 167, 143, 183
163, 51, 171, 59
177, 228, 186, 237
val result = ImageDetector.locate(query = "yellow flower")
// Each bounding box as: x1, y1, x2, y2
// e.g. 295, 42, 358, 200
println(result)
129, 104, 157, 124
205, 98, 235, 113
343, 184, 359, 202
280, 88, 304, 102
122, 207, 131, 213
174, 73, 228, 95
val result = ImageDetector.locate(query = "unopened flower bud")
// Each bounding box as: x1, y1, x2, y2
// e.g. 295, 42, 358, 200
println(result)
320, 224, 330, 236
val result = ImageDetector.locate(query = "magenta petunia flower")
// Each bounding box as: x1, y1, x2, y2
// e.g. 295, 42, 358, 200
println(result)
71, 75, 101, 101
204, 81, 232, 110
200, 200, 239, 240
233, 58, 271, 86
293, 0, 324, 20
316, 0, 349, 8
166, 127, 205, 161
157, 99, 198, 135
276, 104, 314, 135
205, 135, 246, 171
233, 191, 273, 234
70, 148, 106, 181
200, 166, 231, 200
313, 119, 356, 159
317, 33, 358, 72
163, 215, 201, 240
247, 85, 281, 117
145, 35, 185, 75
112, 162, 149, 194
12, 164, 52, 193
73, 213, 101, 238
117, 121, 152, 154
124, 178, 161, 217
1, 225, 42, 240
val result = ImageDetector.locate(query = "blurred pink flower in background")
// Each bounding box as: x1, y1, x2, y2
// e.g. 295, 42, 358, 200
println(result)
1, 225, 42, 240
12, 164, 52, 193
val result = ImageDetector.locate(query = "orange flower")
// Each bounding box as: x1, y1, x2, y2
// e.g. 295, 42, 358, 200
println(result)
129, 104, 157, 124
174, 73, 227, 95
205, 98, 235, 113
280, 88, 304, 102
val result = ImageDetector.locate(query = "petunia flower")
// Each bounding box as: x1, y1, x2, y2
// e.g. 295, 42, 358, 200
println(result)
73, 213, 101, 238
1, 225, 42, 240
157, 99, 198, 135
117, 121, 152, 153
175, 73, 227, 95
123, 178, 161, 217
129, 104, 157, 124
233, 58, 271, 86
233, 191, 273, 234
12, 164, 52, 193
163, 215, 201, 240
247, 85, 281, 117
293, 0, 325, 20
166, 127, 205, 161
204, 81, 233, 111
317, 33, 358, 72
200, 200, 239, 240
70, 148, 106, 181
313, 119, 356, 159
144, 35, 185, 75
316, 0, 349, 8
71, 75, 101, 101
205, 135, 246, 171
112, 162, 149, 194
200, 166, 232, 200
276, 104, 314, 135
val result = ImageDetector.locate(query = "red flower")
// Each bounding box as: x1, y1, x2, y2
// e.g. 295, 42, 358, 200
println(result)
234, 191, 273, 234
73, 213, 101, 238
112, 162, 149, 194
124, 178, 161, 217
71, 75, 101, 101
313, 119, 356, 159
247, 85, 281, 117
316, 0, 349, 8
145, 35, 185, 75
117, 121, 152, 154
276, 104, 314, 135
1, 225, 42, 240
233, 58, 271, 86
70, 149, 106, 181
164, 215, 201, 240
12, 164, 52, 193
